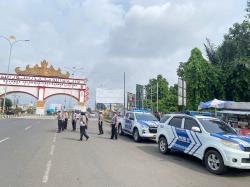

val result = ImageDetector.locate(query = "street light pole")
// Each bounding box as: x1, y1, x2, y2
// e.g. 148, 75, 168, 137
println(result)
0, 36, 29, 113
157, 82, 159, 113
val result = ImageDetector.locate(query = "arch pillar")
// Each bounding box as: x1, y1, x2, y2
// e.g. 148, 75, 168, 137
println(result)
36, 87, 45, 115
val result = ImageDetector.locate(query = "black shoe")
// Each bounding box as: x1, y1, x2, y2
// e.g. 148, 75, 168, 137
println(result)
86, 137, 89, 141
79, 139, 82, 141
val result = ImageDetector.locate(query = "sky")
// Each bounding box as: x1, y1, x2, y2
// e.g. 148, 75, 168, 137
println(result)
0, 0, 247, 108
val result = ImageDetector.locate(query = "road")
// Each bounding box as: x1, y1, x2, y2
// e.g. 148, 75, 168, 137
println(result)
0, 118, 250, 187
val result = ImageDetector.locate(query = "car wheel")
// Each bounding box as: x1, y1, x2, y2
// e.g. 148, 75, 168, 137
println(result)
133, 128, 141, 142
118, 124, 124, 135
158, 136, 170, 154
204, 150, 227, 175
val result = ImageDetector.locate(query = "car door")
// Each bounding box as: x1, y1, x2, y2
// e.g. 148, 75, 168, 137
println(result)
183, 117, 202, 156
125, 113, 134, 132
167, 116, 186, 152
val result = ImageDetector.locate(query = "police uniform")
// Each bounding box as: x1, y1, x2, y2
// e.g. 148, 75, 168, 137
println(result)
110, 114, 118, 140
79, 113, 89, 141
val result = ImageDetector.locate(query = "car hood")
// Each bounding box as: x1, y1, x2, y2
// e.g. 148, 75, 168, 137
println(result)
137, 120, 160, 128
211, 132, 250, 148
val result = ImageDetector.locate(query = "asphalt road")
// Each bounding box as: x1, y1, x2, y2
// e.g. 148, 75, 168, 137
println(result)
0, 118, 250, 187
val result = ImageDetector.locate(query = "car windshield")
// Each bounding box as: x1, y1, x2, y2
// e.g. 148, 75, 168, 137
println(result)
135, 113, 158, 121
198, 118, 236, 134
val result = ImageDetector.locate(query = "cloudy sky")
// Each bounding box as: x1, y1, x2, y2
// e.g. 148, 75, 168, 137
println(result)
0, 0, 246, 108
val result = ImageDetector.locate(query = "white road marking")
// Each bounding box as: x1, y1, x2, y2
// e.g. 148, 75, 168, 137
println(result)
50, 144, 55, 156
52, 136, 56, 143
42, 160, 52, 184
25, 126, 32, 131
0, 137, 9, 143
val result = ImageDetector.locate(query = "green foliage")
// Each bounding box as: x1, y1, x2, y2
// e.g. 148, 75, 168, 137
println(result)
178, 16, 250, 110
182, 48, 222, 110
26, 106, 35, 114
13, 107, 23, 115
144, 75, 178, 112
0, 98, 13, 110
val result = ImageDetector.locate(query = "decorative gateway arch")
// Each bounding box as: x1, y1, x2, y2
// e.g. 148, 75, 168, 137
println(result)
0, 60, 89, 115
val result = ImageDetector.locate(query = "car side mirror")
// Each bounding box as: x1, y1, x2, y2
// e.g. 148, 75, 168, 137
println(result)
191, 126, 201, 133
129, 117, 134, 121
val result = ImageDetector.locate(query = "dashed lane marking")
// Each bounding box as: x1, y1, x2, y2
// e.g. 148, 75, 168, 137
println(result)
50, 144, 55, 156
42, 160, 52, 184
25, 126, 32, 131
0, 137, 9, 143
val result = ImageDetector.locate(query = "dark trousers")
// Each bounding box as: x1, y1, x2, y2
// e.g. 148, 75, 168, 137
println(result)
58, 120, 63, 132
65, 118, 68, 129
98, 121, 104, 134
80, 126, 89, 140
72, 120, 76, 131
111, 124, 117, 139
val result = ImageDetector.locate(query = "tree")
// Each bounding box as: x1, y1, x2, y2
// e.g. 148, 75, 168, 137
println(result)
246, 0, 250, 20
178, 48, 223, 110
0, 98, 13, 111
204, 38, 218, 65
210, 20, 250, 101
144, 75, 178, 112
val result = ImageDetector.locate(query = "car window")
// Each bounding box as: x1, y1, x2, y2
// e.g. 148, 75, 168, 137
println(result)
130, 113, 135, 120
125, 113, 130, 119
135, 113, 158, 121
198, 119, 236, 134
169, 117, 183, 128
160, 115, 171, 123
184, 118, 200, 130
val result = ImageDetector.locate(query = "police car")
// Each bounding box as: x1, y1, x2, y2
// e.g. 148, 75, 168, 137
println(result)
118, 110, 160, 142
156, 114, 250, 174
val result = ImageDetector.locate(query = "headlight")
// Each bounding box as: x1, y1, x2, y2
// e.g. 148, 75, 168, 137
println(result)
141, 124, 148, 129
221, 140, 241, 151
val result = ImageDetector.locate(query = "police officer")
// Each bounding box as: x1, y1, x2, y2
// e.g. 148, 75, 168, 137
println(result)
57, 111, 63, 133
72, 111, 77, 131
79, 112, 89, 141
64, 111, 69, 130
110, 111, 118, 140
98, 111, 104, 135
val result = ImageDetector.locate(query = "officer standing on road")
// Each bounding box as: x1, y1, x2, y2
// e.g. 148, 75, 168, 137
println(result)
110, 111, 118, 140
98, 111, 104, 135
79, 112, 89, 141
61, 111, 65, 131
64, 111, 69, 130
57, 111, 63, 133
72, 111, 77, 131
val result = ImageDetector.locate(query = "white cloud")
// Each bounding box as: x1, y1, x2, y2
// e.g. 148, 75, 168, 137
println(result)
0, 0, 246, 108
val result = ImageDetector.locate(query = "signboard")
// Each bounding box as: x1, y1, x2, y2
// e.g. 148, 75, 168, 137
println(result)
0, 74, 86, 90
178, 78, 186, 106
136, 84, 144, 109
96, 88, 124, 104
127, 92, 135, 110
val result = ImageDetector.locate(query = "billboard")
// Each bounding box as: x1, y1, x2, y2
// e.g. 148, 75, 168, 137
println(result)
178, 78, 186, 106
96, 88, 124, 104
136, 84, 144, 109
127, 92, 135, 110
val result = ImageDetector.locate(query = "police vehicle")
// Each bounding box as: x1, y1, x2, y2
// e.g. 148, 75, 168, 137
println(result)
156, 114, 250, 174
118, 110, 160, 142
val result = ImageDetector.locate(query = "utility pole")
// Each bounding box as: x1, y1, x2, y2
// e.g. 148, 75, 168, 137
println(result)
151, 85, 153, 112
123, 72, 126, 116
0, 35, 29, 114
156, 82, 159, 112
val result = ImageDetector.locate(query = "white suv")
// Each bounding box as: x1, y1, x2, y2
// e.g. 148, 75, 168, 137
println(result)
156, 114, 250, 174
118, 110, 160, 142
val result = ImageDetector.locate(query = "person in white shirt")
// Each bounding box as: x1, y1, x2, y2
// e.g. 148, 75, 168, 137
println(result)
98, 111, 104, 135
110, 111, 118, 140
79, 112, 89, 141
72, 111, 77, 131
